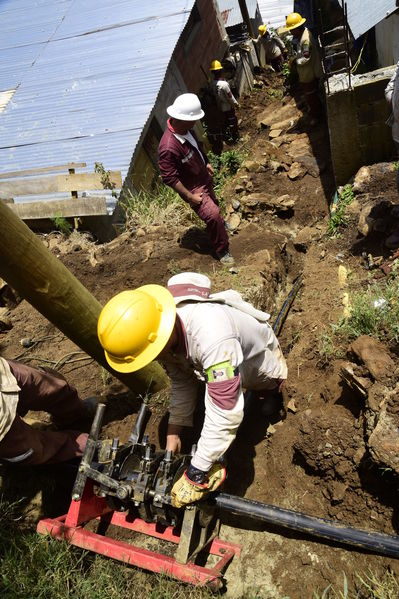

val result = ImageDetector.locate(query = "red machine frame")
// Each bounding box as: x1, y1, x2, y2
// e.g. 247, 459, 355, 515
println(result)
37, 482, 241, 590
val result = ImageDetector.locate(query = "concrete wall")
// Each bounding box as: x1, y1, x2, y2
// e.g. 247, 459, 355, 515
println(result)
376, 14, 399, 67
327, 66, 396, 186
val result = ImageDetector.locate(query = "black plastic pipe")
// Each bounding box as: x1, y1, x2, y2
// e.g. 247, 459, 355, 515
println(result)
215, 493, 399, 558
273, 275, 302, 335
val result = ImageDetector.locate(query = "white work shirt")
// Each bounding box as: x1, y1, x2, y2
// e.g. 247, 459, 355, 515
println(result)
161, 300, 287, 471
172, 130, 206, 164
0, 357, 19, 442
212, 79, 238, 113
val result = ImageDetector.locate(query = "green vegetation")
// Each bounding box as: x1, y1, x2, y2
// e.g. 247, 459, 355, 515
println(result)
120, 148, 243, 230
319, 260, 399, 358
208, 148, 244, 197
51, 212, 73, 236
328, 185, 355, 237
0, 496, 214, 599
120, 184, 194, 229
94, 161, 118, 197
314, 569, 399, 598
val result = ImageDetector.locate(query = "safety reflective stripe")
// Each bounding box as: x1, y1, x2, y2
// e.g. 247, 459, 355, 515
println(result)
2, 448, 34, 463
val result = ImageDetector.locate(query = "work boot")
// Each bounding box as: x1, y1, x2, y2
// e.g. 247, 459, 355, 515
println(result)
217, 250, 235, 265
385, 229, 399, 250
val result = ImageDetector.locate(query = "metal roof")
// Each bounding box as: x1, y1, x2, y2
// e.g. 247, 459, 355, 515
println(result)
346, 0, 396, 40
258, 0, 293, 29
0, 0, 195, 181
217, 0, 259, 28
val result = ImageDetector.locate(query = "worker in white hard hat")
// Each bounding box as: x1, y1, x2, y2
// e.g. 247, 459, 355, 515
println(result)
254, 24, 287, 72
158, 93, 234, 266
284, 12, 323, 125
209, 60, 239, 143
97, 272, 287, 508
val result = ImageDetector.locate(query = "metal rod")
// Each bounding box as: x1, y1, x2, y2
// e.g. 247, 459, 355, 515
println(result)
129, 402, 149, 444
72, 403, 106, 500
215, 494, 399, 558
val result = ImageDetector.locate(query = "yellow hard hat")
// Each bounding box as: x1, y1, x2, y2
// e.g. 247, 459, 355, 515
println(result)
210, 59, 223, 71
285, 12, 306, 31
258, 24, 267, 36
97, 286, 176, 373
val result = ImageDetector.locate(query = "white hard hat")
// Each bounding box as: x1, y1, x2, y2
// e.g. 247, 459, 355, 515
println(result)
167, 93, 205, 121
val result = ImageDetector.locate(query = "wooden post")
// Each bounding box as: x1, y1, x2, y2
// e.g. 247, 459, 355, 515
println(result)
68, 166, 80, 230
0, 202, 168, 394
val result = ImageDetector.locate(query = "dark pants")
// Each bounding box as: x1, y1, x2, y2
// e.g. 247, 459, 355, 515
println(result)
301, 79, 323, 120
223, 109, 239, 143
395, 141, 399, 192
0, 360, 88, 465
271, 55, 284, 72
189, 184, 229, 255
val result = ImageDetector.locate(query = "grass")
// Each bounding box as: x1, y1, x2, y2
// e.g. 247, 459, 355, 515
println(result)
314, 569, 399, 598
0, 495, 214, 599
120, 184, 195, 229
318, 260, 399, 358
119, 148, 243, 231
50, 213, 73, 236
328, 185, 355, 237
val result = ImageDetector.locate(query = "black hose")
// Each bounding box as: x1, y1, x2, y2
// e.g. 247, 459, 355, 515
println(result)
273, 275, 302, 335
215, 493, 399, 558
129, 402, 149, 444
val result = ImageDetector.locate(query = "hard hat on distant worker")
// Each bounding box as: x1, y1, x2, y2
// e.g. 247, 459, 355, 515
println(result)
258, 24, 267, 36
167, 93, 205, 121
284, 12, 306, 31
97, 286, 176, 373
210, 59, 223, 71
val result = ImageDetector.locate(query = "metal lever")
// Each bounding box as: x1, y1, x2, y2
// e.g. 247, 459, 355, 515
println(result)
129, 402, 149, 444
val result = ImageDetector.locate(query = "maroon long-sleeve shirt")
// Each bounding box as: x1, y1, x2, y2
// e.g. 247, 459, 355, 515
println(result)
158, 121, 213, 193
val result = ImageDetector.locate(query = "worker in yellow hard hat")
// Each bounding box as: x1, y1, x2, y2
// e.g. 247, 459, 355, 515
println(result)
283, 12, 323, 125
254, 23, 287, 71
98, 272, 287, 510
209, 58, 239, 145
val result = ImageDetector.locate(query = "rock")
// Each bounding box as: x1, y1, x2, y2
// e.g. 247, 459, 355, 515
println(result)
269, 160, 284, 173
368, 409, 399, 474
235, 183, 245, 194
0, 308, 12, 331
287, 399, 297, 413
226, 213, 241, 231
338, 265, 348, 287
296, 154, 325, 178
269, 129, 283, 139
20, 337, 34, 347
232, 199, 241, 210
241, 192, 294, 216
353, 163, 394, 194
293, 226, 317, 251
357, 201, 379, 236
350, 336, 395, 382
242, 160, 261, 173
136, 228, 146, 237
327, 481, 347, 503
275, 194, 295, 210
288, 162, 307, 180
339, 364, 371, 398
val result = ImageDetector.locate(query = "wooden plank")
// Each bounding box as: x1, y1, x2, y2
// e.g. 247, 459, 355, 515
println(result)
8, 197, 108, 220
0, 170, 121, 198
0, 163, 86, 180
56, 171, 122, 192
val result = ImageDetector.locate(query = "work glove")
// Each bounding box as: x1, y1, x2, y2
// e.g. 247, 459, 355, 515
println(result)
170, 463, 226, 509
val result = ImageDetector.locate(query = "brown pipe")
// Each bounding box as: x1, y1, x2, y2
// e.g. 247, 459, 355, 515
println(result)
0, 201, 168, 393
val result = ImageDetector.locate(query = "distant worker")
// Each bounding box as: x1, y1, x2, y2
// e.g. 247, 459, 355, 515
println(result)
210, 60, 239, 144
284, 12, 323, 125
0, 358, 97, 465
97, 272, 288, 508
385, 60, 399, 249
254, 24, 287, 72
158, 93, 234, 265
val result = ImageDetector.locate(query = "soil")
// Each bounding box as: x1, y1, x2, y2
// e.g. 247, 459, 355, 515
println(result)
1, 70, 399, 598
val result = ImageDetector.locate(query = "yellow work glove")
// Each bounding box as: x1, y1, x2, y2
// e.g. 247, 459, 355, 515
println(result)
170, 463, 226, 509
